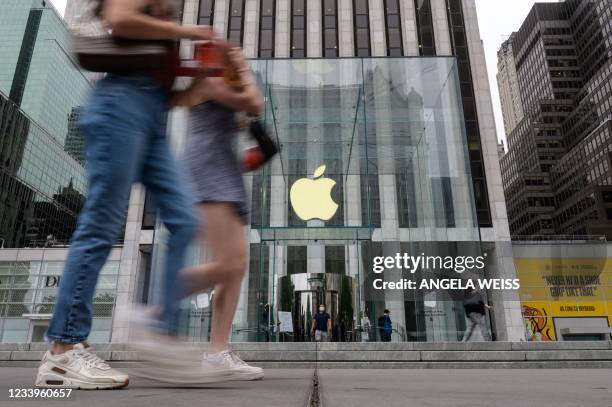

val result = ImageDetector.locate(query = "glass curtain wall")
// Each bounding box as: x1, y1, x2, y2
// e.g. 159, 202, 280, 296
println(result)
167, 57, 485, 342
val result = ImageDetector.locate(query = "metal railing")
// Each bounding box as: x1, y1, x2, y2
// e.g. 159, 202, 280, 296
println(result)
512, 234, 606, 243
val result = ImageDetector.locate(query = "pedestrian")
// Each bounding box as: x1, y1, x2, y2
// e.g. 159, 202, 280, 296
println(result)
311, 305, 332, 342
36, 0, 221, 390
174, 46, 264, 380
360, 312, 371, 342
378, 309, 393, 342
461, 287, 492, 342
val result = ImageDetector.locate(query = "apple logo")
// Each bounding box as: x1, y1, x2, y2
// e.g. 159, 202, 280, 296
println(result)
290, 165, 339, 221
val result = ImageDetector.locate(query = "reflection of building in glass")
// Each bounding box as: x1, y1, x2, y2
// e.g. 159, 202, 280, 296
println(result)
64, 107, 85, 165
0, 1, 89, 250
0, 0, 92, 144
499, 0, 612, 238
0, 92, 86, 248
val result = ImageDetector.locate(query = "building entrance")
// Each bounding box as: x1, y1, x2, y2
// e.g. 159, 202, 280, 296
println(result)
254, 231, 368, 343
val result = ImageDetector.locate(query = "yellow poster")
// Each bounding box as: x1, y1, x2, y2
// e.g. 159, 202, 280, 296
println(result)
515, 258, 612, 341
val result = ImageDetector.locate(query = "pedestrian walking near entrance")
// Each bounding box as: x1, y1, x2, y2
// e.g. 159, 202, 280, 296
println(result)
461, 288, 492, 342
360, 312, 372, 342
378, 309, 393, 342
311, 305, 332, 342
35, 0, 222, 390
175, 45, 264, 381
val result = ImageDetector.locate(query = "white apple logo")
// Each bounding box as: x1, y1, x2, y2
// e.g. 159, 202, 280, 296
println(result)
290, 165, 339, 221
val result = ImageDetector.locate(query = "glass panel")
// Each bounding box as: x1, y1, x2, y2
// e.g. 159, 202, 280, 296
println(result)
173, 58, 484, 343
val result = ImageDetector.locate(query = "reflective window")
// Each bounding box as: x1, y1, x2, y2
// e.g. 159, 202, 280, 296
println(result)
227, 0, 245, 45
259, 0, 276, 57
0, 94, 87, 248
384, 0, 403, 56
353, 0, 371, 56
322, 0, 339, 57
198, 0, 215, 26
414, 0, 435, 56
291, 0, 306, 57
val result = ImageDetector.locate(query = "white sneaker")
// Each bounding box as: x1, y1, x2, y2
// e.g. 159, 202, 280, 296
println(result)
204, 350, 264, 381
35, 344, 129, 390
130, 336, 233, 384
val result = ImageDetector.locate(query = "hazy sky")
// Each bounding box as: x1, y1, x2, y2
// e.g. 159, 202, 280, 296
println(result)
51, 0, 559, 144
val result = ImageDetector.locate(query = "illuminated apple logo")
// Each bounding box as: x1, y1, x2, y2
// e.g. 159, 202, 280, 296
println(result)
290, 165, 339, 221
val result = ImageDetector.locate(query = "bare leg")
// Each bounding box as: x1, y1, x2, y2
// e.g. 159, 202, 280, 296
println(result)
461, 314, 477, 342
181, 203, 248, 354
477, 314, 491, 341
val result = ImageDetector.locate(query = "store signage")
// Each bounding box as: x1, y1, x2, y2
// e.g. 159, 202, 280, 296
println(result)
44, 276, 60, 288
289, 165, 339, 221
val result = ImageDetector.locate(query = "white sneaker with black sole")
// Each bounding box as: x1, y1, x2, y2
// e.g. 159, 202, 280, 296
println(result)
35, 343, 129, 390
204, 350, 264, 381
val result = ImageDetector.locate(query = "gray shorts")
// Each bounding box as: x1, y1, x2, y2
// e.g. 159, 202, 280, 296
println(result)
315, 330, 329, 342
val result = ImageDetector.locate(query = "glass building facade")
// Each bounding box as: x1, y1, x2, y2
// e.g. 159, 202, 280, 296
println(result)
0, 92, 86, 249
154, 57, 491, 343
0, 259, 119, 342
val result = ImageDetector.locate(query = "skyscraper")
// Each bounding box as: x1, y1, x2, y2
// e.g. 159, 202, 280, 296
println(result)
63, 0, 89, 29
497, 33, 524, 136
0, 0, 91, 143
499, 0, 612, 238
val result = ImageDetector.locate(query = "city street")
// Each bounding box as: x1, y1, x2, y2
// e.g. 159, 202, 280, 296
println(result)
0, 368, 611, 407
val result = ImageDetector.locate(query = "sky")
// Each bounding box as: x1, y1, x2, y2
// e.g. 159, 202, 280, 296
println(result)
50, 0, 559, 144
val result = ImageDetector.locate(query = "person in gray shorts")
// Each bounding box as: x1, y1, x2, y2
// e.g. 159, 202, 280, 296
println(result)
175, 46, 264, 380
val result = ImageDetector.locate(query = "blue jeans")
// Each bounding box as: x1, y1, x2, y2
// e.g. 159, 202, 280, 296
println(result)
46, 74, 198, 343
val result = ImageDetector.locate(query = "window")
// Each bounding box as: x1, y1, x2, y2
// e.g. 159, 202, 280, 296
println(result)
259, 0, 275, 57
227, 0, 245, 45
322, 0, 339, 57
198, 0, 215, 26
141, 192, 156, 230
384, 0, 403, 56
287, 246, 307, 275
414, 0, 435, 56
291, 0, 306, 57
353, 0, 371, 56
325, 246, 346, 274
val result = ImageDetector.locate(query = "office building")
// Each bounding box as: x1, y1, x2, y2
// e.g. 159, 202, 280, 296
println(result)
497, 33, 524, 136
499, 0, 612, 238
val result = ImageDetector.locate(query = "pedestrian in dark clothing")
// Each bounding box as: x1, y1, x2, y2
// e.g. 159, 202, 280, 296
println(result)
461, 288, 492, 342
378, 309, 392, 342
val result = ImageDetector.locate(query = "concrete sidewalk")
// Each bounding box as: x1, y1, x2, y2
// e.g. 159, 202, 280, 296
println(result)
1, 367, 611, 406
0, 368, 314, 407
318, 369, 612, 407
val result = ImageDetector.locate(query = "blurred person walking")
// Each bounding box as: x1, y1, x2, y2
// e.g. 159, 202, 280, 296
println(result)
36, 0, 221, 390
174, 46, 265, 381
461, 287, 492, 342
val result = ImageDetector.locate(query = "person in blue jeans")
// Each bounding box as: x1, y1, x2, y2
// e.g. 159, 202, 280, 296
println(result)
35, 0, 222, 390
